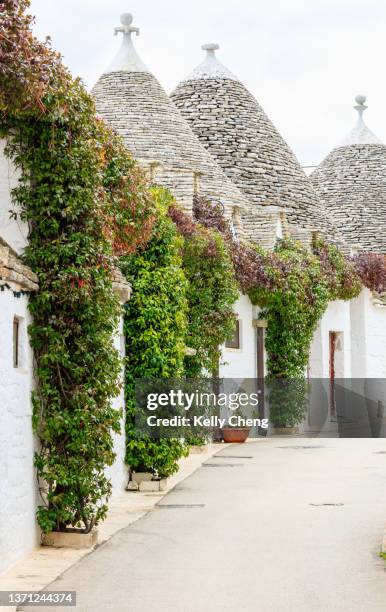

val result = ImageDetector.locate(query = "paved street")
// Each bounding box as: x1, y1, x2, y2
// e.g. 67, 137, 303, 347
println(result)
30, 439, 386, 612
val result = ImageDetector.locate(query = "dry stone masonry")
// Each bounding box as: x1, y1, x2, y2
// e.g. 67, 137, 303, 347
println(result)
311, 96, 386, 253
92, 15, 250, 222
170, 45, 347, 249
0, 237, 38, 292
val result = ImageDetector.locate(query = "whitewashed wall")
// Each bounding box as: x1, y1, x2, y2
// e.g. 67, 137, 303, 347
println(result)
0, 142, 38, 574
305, 300, 352, 435
0, 290, 38, 575
309, 300, 352, 378
0, 142, 128, 574
351, 288, 386, 378
220, 293, 257, 379
351, 289, 386, 436
309, 290, 386, 380
105, 315, 128, 494
0, 297, 128, 575
0, 140, 28, 255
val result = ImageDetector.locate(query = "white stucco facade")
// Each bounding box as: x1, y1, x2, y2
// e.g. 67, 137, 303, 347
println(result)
0, 140, 28, 255
309, 289, 386, 381
0, 297, 129, 575
305, 290, 386, 436
0, 145, 129, 574
350, 288, 386, 378
309, 299, 352, 378
219, 293, 258, 380
0, 289, 38, 575
106, 315, 128, 494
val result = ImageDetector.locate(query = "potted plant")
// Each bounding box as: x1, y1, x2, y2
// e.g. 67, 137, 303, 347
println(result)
126, 437, 188, 491
268, 378, 308, 435
186, 435, 211, 454
221, 408, 251, 443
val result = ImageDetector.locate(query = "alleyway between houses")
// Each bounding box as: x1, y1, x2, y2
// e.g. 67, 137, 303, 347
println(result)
28, 439, 386, 612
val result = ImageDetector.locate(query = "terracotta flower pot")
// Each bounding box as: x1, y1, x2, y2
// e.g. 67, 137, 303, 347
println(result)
221, 427, 251, 443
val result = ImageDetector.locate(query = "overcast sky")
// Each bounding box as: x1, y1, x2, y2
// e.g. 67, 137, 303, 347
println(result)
29, 0, 386, 167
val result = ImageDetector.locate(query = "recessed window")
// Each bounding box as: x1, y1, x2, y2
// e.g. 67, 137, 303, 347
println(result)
226, 319, 241, 349
13, 317, 20, 368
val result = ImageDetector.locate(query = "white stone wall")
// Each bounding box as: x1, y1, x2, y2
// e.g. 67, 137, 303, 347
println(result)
0, 300, 129, 575
309, 291, 386, 380
309, 300, 352, 378
0, 140, 28, 255
0, 143, 128, 574
219, 293, 258, 379
301, 300, 351, 435
350, 290, 368, 379
350, 289, 386, 436
306, 293, 386, 436
0, 289, 38, 575
351, 288, 386, 378
105, 315, 128, 494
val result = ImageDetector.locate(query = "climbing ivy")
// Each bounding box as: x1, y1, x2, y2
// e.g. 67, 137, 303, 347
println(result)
351, 252, 386, 294
192, 199, 363, 427
249, 238, 361, 378
0, 0, 155, 532
3, 0, 386, 487
121, 189, 189, 478
248, 238, 361, 426
169, 203, 238, 377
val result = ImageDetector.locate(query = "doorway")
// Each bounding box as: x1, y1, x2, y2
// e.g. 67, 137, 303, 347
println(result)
257, 326, 265, 419
329, 331, 344, 418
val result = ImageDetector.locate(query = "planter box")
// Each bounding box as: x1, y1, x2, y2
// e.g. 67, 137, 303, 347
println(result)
126, 480, 139, 491
221, 427, 250, 443
139, 479, 168, 492
132, 471, 153, 484
189, 444, 211, 454
42, 529, 98, 549
272, 426, 300, 435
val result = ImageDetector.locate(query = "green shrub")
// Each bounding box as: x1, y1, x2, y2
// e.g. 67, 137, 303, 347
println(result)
0, 0, 155, 532
122, 189, 189, 478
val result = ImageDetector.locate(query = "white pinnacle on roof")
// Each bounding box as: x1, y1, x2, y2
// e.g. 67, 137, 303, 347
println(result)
337, 95, 382, 147
311, 95, 386, 253
171, 43, 347, 249
182, 44, 238, 82
93, 14, 250, 219
104, 13, 149, 74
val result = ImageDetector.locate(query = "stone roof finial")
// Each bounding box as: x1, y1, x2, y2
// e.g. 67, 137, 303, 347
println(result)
354, 94, 367, 123
337, 94, 382, 147
104, 13, 149, 74
202, 43, 220, 59
114, 13, 140, 37
182, 43, 238, 82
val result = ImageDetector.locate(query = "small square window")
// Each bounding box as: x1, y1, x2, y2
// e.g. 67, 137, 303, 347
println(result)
226, 319, 241, 349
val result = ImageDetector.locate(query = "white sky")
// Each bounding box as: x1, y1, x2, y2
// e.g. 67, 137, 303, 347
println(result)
29, 0, 386, 167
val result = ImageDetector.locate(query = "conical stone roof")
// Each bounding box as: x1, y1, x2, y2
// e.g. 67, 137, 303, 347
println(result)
170, 44, 346, 246
92, 15, 249, 218
311, 96, 386, 253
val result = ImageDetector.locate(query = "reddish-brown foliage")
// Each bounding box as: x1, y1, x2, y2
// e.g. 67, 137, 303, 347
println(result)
352, 252, 386, 293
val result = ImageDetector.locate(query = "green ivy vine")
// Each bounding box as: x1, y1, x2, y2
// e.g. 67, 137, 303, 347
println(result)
1, 0, 155, 533
168, 203, 238, 377
121, 189, 189, 478
249, 238, 361, 426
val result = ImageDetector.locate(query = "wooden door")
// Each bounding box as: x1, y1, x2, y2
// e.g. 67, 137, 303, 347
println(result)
329, 332, 337, 417
257, 327, 265, 418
